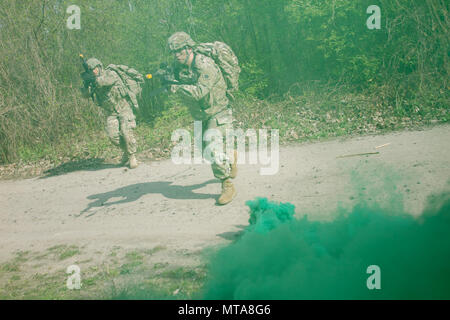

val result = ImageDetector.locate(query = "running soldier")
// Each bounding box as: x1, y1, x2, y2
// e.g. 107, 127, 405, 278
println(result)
167, 32, 240, 205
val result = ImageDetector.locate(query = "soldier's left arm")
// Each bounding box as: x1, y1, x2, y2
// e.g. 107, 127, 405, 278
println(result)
95, 70, 118, 88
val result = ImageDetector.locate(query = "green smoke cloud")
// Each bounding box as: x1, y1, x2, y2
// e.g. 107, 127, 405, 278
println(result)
202, 194, 450, 299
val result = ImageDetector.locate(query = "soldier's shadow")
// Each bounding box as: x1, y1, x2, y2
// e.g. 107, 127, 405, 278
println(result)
216, 225, 248, 242
79, 179, 218, 217
40, 158, 120, 179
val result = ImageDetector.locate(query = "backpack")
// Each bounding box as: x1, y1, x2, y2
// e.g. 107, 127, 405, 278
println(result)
107, 64, 145, 109
194, 42, 241, 98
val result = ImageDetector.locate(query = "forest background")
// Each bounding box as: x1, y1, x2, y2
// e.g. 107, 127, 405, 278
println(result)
0, 0, 448, 169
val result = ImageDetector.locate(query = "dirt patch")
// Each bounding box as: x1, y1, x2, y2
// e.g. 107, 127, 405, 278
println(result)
0, 124, 449, 298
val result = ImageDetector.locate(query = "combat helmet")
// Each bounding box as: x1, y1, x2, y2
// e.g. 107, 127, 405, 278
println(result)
168, 32, 196, 52
86, 58, 103, 70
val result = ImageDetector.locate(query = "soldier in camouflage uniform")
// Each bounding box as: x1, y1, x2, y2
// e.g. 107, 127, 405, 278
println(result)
80, 58, 138, 169
167, 32, 237, 205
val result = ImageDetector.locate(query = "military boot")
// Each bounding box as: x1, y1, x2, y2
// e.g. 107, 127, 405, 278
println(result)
120, 153, 129, 165
128, 154, 138, 169
217, 178, 236, 205
230, 150, 238, 179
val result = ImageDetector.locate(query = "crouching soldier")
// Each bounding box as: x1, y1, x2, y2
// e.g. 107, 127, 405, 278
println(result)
80, 57, 143, 169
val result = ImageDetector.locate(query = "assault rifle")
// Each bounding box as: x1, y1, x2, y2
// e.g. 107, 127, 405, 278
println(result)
79, 54, 96, 101
145, 63, 180, 97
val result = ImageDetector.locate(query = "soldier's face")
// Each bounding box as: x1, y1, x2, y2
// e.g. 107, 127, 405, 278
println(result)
174, 48, 192, 65
92, 67, 100, 76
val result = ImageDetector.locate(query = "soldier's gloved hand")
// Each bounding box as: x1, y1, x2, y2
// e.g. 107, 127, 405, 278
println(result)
81, 71, 96, 84
170, 84, 180, 93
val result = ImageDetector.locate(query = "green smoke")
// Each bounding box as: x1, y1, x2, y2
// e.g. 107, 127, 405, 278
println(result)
202, 194, 450, 299
111, 168, 450, 300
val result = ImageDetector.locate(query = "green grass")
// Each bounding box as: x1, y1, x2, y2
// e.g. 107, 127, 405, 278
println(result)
59, 248, 81, 261
47, 244, 81, 261
119, 251, 144, 275
233, 86, 448, 146
142, 246, 166, 256
112, 265, 208, 300
0, 245, 205, 300
1, 262, 20, 272
1, 85, 448, 179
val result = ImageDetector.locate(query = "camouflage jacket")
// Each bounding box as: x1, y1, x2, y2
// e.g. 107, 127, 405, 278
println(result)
81, 69, 130, 114
174, 53, 229, 121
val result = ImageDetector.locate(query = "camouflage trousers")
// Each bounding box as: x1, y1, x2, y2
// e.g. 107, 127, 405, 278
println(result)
105, 102, 137, 156
201, 108, 233, 180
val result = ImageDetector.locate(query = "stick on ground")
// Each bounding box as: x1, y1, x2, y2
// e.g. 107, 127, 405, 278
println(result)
336, 152, 380, 159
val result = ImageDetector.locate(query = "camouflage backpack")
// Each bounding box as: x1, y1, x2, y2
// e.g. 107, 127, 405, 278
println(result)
195, 42, 241, 98
107, 64, 145, 109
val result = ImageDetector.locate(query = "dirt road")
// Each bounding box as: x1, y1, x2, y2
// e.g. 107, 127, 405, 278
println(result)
1, 125, 449, 265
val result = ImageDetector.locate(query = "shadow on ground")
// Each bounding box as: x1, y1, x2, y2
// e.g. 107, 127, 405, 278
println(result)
40, 158, 121, 179
79, 179, 219, 217
217, 225, 248, 242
